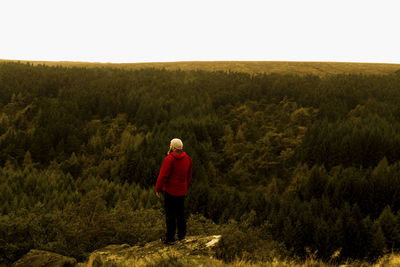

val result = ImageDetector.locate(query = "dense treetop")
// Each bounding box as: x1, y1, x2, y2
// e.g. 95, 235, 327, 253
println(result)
1, 62, 400, 264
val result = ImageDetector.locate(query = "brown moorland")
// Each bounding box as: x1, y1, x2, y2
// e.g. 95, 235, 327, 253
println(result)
1, 59, 400, 76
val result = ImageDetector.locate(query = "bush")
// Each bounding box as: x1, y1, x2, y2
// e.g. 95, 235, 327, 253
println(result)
215, 220, 285, 263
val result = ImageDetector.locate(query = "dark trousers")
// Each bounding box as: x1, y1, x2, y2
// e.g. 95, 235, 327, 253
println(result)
164, 192, 186, 240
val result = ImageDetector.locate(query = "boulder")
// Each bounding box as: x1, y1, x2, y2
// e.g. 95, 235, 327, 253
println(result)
12, 249, 77, 267
80, 235, 221, 267
12, 235, 222, 267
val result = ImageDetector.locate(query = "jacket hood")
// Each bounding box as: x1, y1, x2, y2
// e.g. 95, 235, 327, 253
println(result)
170, 151, 187, 160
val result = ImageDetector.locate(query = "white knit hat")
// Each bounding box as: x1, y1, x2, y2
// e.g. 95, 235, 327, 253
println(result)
170, 138, 183, 149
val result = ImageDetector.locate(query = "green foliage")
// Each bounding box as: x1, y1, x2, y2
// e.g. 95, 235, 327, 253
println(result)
378, 206, 400, 250
2, 62, 400, 264
215, 218, 286, 263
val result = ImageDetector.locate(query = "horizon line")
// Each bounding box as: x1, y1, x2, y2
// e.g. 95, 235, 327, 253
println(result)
1, 58, 400, 65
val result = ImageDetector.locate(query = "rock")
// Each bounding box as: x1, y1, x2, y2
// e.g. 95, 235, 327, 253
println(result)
12, 249, 77, 267
12, 235, 222, 267
80, 235, 221, 267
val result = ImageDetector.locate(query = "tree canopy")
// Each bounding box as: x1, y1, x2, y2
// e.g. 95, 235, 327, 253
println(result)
1, 62, 400, 264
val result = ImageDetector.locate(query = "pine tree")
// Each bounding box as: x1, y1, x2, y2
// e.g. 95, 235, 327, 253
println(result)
378, 206, 400, 250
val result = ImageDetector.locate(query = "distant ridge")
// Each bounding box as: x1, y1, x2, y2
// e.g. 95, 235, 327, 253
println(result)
1, 59, 400, 76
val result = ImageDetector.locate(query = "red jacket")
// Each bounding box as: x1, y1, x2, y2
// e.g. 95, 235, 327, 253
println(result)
156, 150, 193, 196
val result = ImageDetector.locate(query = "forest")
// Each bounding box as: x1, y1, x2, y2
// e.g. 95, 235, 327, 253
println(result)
1, 62, 400, 265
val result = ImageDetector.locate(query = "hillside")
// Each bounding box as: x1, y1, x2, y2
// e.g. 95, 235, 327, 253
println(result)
2, 62, 400, 265
12, 238, 400, 266
1, 59, 400, 76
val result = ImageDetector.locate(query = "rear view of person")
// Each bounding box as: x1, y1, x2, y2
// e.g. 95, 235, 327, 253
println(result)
156, 138, 193, 244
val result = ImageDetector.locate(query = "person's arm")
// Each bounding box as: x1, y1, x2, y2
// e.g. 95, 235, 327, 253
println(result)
156, 156, 173, 194
187, 158, 193, 186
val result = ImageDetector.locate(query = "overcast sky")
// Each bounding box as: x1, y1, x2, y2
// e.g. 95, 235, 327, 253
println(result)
1, 0, 399, 64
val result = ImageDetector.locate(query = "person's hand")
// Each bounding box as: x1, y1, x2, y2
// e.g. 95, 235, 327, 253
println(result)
156, 191, 161, 198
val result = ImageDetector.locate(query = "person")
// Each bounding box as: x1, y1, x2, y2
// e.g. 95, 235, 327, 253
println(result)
156, 138, 193, 244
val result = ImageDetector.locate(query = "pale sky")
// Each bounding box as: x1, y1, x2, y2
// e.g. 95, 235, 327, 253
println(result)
1, 0, 399, 64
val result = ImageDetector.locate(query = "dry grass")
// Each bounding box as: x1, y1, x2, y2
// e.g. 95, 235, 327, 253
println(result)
372, 253, 400, 267
1, 59, 400, 76
81, 252, 400, 267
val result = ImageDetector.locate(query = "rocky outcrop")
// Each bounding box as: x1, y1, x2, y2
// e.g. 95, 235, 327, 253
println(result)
12, 235, 221, 267
11, 249, 77, 267
80, 235, 222, 267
